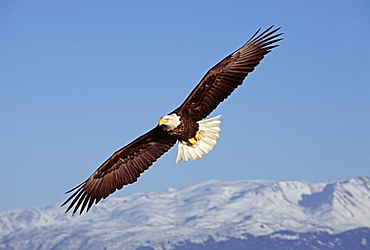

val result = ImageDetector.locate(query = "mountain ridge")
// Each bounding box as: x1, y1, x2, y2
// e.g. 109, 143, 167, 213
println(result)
1, 176, 370, 249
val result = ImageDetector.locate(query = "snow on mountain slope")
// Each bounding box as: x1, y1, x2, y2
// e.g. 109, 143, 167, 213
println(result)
0, 177, 370, 249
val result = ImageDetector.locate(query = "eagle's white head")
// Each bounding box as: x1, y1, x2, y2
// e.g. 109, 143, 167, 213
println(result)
159, 113, 180, 131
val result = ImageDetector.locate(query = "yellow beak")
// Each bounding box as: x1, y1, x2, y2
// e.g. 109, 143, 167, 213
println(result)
159, 118, 167, 126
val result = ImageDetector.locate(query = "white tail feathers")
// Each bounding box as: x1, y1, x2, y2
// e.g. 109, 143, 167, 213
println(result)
176, 115, 222, 163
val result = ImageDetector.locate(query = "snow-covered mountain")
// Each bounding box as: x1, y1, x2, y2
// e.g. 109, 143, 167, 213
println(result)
1, 177, 370, 249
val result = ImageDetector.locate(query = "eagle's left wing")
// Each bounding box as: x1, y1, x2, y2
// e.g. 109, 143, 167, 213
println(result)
61, 126, 176, 215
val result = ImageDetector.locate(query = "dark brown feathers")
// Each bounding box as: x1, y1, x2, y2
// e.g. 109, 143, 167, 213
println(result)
61, 127, 176, 215
177, 26, 282, 121
62, 26, 282, 215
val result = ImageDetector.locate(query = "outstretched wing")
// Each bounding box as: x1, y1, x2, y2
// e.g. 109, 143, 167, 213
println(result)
177, 26, 282, 121
61, 126, 176, 215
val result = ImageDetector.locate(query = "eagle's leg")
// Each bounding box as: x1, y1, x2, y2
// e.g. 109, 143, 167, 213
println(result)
176, 115, 222, 163
188, 134, 201, 145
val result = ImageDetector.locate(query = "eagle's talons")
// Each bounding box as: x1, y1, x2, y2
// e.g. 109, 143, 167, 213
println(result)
188, 137, 198, 145
195, 133, 201, 141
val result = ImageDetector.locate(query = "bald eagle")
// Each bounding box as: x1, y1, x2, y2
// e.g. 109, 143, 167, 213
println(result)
62, 26, 282, 215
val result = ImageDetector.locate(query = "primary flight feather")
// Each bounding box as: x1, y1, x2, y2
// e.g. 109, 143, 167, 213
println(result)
62, 26, 283, 215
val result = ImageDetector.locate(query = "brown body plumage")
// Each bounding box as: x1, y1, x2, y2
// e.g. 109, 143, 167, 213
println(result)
62, 26, 283, 215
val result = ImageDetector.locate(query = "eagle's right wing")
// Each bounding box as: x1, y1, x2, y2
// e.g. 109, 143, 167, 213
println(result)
177, 26, 282, 121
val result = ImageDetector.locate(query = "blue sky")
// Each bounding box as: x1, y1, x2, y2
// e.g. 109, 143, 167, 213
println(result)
1, 1, 369, 212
